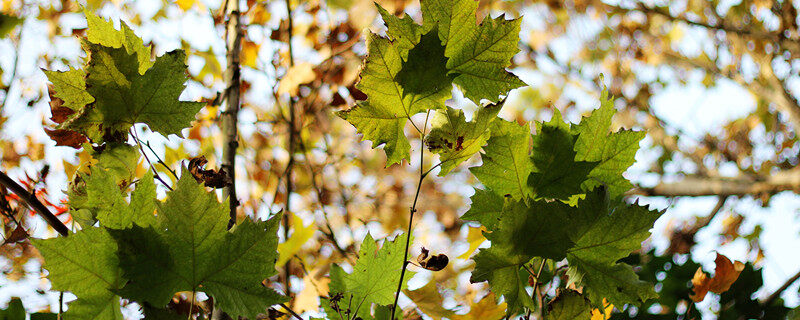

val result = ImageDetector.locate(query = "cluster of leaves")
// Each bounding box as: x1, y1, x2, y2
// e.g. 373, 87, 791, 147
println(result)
31, 12, 286, 320
464, 95, 657, 316
336, 0, 525, 166
335, 0, 663, 317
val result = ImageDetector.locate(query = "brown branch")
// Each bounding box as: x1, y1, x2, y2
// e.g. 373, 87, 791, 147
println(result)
0, 171, 69, 237
282, 0, 298, 297
689, 196, 728, 233
633, 168, 800, 197
222, 0, 242, 229
763, 268, 800, 307
607, 2, 795, 49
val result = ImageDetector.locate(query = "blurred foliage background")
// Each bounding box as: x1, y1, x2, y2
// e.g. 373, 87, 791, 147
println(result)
1, 0, 800, 318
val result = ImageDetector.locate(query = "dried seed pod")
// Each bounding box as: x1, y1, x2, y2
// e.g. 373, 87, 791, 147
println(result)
188, 156, 232, 189
416, 247, 449, 271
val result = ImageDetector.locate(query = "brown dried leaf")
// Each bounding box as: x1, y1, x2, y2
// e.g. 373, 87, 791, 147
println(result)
2, 225, 29, 246
45, 128, 87, 149
690, 253, 745, 302
188, 156, 231, 189
417, 247, 449, 271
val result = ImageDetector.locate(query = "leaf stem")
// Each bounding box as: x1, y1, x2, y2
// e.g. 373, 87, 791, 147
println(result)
130, 127, 173, 191
532, 260, 545, 318
390, 110, 432, 320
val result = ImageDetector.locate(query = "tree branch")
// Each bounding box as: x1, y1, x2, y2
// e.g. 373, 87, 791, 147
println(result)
763, 268, 800, 307
222, 0, 242, 229
282, 0, 298, 296
0, 171, 69, 237
633, 168, 800, 197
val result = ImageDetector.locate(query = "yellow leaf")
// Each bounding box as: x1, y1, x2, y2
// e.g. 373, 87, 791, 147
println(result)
73, 145, 98, 176
590, 299, 613, 320
666, 25, 684, 43
294, 268, 329, 314
277, 63, 316, 96
248, 4, 271, 25
453, 292, 506, 320
404, 281, 455, 320
277, 213, 316, 267
458, 226, 485, 259
241, 40, 261, 68
176, 0, 196, 11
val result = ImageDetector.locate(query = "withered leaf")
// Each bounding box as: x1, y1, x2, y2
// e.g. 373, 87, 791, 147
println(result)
690, 253, 745, 302
45, 128, 88, 149
2, 225, 29, 246
416, 247, 448, 271
45, 85, 87, 148
188, 156, 232, 189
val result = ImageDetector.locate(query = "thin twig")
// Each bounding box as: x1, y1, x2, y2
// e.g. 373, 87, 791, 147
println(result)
282, 0, 299, 296
222, 0, 243, 229
0, 23, 22, 112
130, 128, 173, 191
279, 303, 303, 320
138, 140, 178, 179
763, 268, 800, 307
0, 171, 69, 237
391, 111, 432, 320
532, 261, 545, 319
298, 142, 353, 262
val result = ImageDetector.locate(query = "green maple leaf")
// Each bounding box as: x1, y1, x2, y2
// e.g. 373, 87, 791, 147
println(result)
109, 173, 286, 319
339, 1, 524, 165
421, 0, 526, 103
470, 247, 533, 316
484, 199, 575, 261
573, 90, 645, 198
33, 228, 125, 320
327, 233, 412, 319
94, 170, 157, 229
461, 188, 504, 230
471, 198, 573, 316
545, 290, 592, 320
84, 10, 154, 74
395, 28, 449, 96
336, 30, 451, 166
563, 190, 663, 307
67, 144, 141, 227
469, 119, 532, 199
426, 102, 501, 175
63, 43, 203, 142
49, 12, 202, 143
376, 5, 421, 54
528, 110, 597, 200
43, 68, 94, 112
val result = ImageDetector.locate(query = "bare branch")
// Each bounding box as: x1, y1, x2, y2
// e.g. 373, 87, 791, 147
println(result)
763, 268, 800, 307
222, 0, 242, 229
281, 0, 299, 296
0, 171, 69, 237
634, 168, 800, 197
